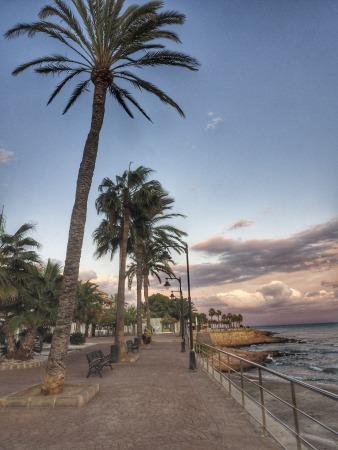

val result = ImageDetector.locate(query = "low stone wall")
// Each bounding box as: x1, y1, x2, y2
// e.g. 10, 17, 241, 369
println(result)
0, 358, 45, 371
196, 328, 283, 347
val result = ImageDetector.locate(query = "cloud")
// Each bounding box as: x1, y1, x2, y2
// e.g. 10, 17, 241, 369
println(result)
79, 269, 118, 295
79, 270, 97, 281
206, 113, 224, 130
228, 219, 254, 231
0, 149, 14, 165
79, 269, 137, 303
194, 280, 338, 324
191, 218, 338, 287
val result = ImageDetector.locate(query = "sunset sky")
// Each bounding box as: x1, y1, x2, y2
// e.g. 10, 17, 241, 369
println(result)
0, 0, 337, 325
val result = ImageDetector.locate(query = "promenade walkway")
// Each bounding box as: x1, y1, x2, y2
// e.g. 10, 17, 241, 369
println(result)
0, 335, 280, 449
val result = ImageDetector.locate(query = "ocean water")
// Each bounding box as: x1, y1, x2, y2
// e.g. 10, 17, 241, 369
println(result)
245, 322, 338, 384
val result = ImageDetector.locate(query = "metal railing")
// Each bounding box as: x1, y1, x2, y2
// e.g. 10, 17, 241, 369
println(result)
195, 342, 338, 450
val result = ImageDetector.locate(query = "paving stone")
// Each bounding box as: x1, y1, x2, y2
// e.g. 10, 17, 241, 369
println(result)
0, 336, 280, 450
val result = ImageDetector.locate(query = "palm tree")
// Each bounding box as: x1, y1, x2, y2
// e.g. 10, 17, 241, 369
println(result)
128, 242, 174, 328
75, 280, 105, 336
6, 0, 199, 394
10, 259, 63, 360
94, 166, 161, 359
216, 309, 222, 323
0, 221, 41, 359
208, 308, 216, 324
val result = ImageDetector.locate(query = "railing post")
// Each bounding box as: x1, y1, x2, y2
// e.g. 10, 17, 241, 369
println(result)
212, 350, 215, 377
228, 354, 231, 395
218, 351, 222, 384
290, 381, 302, 450
240, 360, 245, 407
258, 368, 267, 434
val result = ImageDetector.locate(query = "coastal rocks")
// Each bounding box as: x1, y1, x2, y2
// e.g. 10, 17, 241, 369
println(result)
197, 328, 290, 348
197, 328, 289, 372
210, 348, 284, 373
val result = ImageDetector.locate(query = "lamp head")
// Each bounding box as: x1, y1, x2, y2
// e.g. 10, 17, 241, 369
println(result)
164, 280, 171, 289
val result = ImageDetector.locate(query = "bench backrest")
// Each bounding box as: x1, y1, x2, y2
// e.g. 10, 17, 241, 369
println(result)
86, 350, 101, 363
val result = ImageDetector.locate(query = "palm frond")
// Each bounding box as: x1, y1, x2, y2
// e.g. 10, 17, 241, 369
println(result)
63, 79, 90, 114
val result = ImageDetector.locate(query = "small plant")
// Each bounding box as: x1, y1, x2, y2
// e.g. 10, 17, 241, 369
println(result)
70, 332, 86, 345
43, 333, 53, 343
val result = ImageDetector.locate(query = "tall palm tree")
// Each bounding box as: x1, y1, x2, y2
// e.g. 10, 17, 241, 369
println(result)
94, 166, 161, 359
216, 309, 222, 323
131, 203, 186, 338
6, 0, 198, 394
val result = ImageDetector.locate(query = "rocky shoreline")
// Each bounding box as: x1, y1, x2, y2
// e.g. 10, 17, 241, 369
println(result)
196, 328, 296, 371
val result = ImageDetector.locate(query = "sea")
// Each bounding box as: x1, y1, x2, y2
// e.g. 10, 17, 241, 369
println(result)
245, 322, 338, 385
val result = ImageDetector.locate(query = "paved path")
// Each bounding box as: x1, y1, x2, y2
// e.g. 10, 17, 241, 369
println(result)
0, 336, 280, 450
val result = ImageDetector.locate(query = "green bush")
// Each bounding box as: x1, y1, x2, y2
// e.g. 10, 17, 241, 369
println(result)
70, 332, 86, 345
43, 332, 53, 343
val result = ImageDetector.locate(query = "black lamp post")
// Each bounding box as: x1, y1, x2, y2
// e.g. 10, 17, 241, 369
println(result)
164, 277, 186, 352
163, 243, 196, 370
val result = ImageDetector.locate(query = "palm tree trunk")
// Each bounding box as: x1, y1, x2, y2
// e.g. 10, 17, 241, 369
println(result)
135, 241, 143, 341
75, 321, 81, 333
4, 326, 15, 360
41, 80, 108, 395
144, 275, 151, 328
16, 327, 37, 360
115, 208, 130, 361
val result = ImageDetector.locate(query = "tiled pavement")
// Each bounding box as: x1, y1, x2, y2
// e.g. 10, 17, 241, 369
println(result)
0, 335, 280, 450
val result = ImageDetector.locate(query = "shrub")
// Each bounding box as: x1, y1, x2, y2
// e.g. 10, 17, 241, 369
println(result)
70, 332, 86, 345
43, 332, 53, 343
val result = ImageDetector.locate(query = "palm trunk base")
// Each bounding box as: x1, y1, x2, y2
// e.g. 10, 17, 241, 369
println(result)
41, 372, 65, 395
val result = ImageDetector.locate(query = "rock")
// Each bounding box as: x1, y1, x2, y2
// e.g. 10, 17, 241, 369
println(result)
197, 328, 290, 347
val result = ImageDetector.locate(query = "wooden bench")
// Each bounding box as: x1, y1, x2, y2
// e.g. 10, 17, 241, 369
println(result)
86, 349, 112, 378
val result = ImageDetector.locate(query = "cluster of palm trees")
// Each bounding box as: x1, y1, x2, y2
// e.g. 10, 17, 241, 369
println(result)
0, 214, 61, 360
5, 0, 198, 394
208, 308, 244, 328
93, 165, 185, 358
0, 212, 116, 359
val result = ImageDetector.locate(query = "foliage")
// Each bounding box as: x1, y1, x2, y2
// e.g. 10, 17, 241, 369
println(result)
70, 332, 85, 345
5, 0, 199, 117
147, 293, 194, 320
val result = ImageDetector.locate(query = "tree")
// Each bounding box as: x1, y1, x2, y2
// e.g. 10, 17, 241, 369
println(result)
124, 304, 137, 335
216, 309, 222, 323
208, 308, 216, 323
6, 0, 199, 394
94, 166, 161, 359
0, 220, 41, 359
74, 280, 106, 337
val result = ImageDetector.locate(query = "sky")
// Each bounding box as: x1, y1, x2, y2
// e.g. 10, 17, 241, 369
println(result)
0, 0, 337, 325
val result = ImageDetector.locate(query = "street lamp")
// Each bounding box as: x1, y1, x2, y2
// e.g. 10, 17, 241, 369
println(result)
163, 242, 197, 371
164, 276, 186, 353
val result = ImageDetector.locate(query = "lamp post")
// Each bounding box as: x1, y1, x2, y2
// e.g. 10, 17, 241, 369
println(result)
163, 243, 196, 370
164, 277, 185, 352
